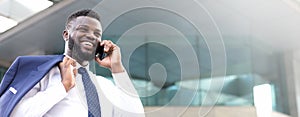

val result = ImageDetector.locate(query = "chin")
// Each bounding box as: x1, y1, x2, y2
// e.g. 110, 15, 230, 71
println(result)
81, 48, 94, 54
78, 50, 95, 61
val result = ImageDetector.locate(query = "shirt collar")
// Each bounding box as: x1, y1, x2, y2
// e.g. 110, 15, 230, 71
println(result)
76, 62, 90, 71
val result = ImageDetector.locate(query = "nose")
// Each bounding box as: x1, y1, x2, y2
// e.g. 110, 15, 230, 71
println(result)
85, 31, 97, 41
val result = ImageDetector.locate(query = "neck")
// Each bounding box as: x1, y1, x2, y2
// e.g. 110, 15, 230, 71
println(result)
72, 55, 89, 67
80, 61, 89, 67
64, 50, 89, 67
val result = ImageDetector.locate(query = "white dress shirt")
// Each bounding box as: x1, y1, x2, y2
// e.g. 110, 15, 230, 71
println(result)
10, 64, 145, 117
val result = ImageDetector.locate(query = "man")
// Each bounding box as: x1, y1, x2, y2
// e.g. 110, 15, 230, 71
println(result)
0, 9, 144, 117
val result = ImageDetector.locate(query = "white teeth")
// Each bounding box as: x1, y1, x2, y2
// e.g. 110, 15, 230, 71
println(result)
82, 42, 93, 46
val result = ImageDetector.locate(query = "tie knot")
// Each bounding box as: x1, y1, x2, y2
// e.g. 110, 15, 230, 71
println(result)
78, 67, 88, 74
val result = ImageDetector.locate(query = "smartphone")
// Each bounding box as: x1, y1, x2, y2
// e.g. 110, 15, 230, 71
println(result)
95, 42, 106, 60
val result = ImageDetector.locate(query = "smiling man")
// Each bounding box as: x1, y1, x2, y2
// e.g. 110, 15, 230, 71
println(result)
0, 9, 144, 117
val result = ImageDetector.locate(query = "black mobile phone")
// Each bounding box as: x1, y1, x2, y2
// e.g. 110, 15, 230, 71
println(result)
95, 42, 106, 60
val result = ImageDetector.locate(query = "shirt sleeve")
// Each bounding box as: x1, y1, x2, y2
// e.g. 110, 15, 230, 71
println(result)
111, 71, 145, 117
10, 66, 68, 117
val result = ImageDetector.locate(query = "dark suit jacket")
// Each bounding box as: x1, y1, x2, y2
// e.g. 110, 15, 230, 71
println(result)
0, 55, 64, 116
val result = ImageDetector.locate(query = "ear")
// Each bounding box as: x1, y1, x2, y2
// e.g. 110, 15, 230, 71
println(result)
62, 30, 69, 41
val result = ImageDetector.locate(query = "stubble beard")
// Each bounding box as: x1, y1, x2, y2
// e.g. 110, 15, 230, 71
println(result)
68, 35, 95, 63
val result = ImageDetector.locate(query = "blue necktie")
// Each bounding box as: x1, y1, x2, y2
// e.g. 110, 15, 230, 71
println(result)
78, 67, 101, 117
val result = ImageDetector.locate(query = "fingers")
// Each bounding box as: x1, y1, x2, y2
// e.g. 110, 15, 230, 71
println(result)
100, 40, 117, 53
73, 67, 78, 76
61, 56, 77, 76
65, 55, 76, 66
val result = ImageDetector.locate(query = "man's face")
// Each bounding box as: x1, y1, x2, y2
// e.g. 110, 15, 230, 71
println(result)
67, 16, 102, 61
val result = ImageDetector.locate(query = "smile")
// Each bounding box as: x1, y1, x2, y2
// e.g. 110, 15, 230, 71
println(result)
82, 41, 94, 47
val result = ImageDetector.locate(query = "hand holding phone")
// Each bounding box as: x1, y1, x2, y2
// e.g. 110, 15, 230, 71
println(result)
95, 40, 124, 73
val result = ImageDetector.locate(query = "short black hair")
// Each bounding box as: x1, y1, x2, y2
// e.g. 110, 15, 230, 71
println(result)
66, 9, 101, 26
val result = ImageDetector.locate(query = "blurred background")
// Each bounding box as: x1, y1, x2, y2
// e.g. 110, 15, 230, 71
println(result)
1, 0, 300, 117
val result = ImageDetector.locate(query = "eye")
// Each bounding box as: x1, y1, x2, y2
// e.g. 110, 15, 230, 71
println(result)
94, 32, 101, 38
77, 27, 88, 32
